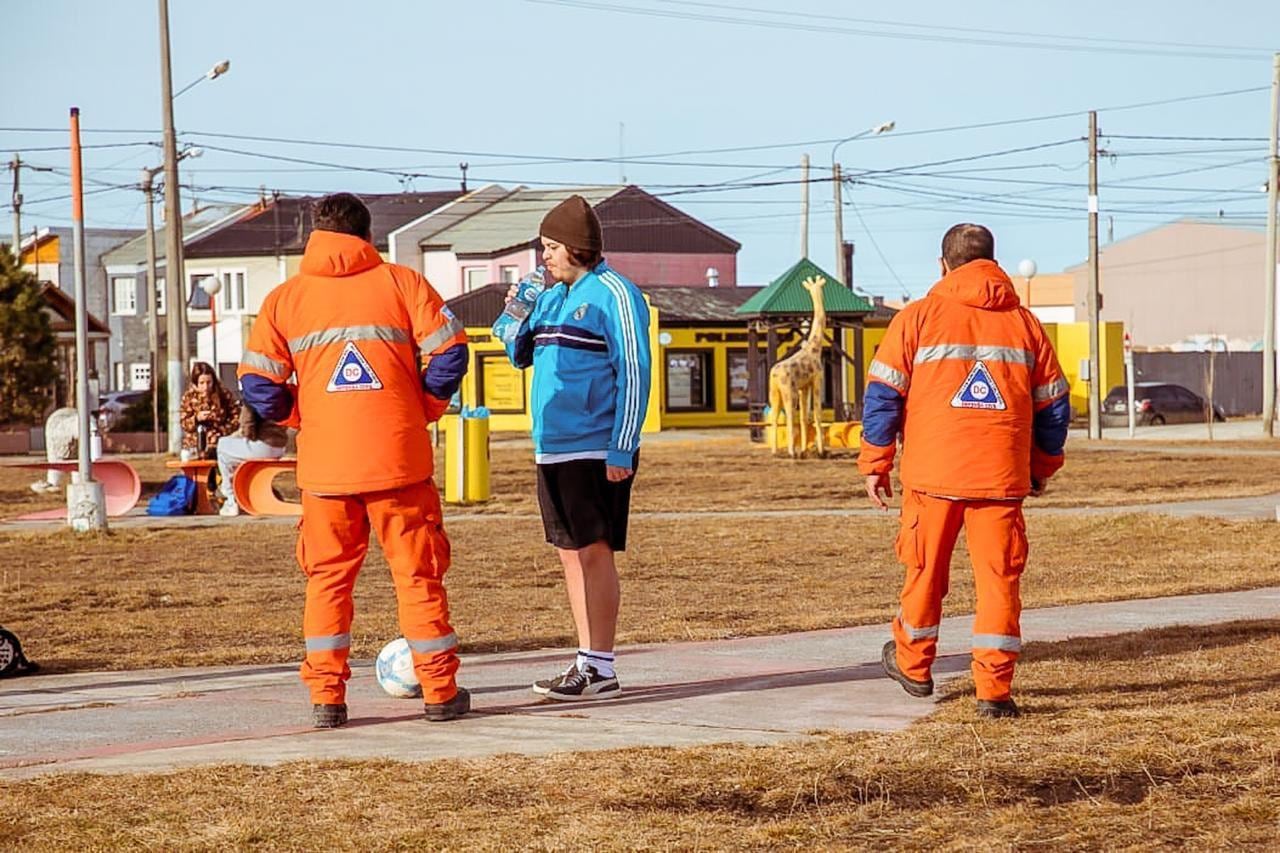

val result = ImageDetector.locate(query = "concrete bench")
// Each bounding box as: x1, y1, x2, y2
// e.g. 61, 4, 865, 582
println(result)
232, 457, 301, 517
164, 460, 218, 515
9, 459, 142, 521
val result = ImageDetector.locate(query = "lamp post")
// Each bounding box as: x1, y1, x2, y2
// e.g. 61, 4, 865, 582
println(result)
199, 275, 222, 376
158, 0, 230, 454
831, 121, 894, 287
142, 146, 201, 454
1017, 258, 1037, 309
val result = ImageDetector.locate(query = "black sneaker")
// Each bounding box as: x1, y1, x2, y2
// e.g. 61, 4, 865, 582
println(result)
424, 686, 471, 722
531, 663, 575, 696
976, 698, 1020, 719
540, 663, 621, 702
881, 640, 934, 698
312, 703, 348, 728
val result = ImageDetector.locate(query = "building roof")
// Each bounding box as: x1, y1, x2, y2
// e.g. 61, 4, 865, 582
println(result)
445, 282, 756, 329
423, 185, 741, 258
39, 283, 110, 337
639, 285, 753, 324
184, 191, 462, 258
736, 257, 874, 317
102, 204, 247, 268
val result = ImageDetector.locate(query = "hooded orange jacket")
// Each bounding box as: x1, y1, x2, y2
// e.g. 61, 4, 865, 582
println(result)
858, 259, 1070, 499
237, 231, 467, 494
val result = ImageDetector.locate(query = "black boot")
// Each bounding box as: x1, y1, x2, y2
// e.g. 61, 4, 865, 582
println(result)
424, 687, 471, 722
881, 640, 934, 698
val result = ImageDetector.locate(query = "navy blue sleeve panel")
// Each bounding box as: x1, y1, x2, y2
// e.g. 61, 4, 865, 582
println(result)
1033, 395, 1071, 457
241, 374, 293, 423
862, 381, 905, 447
422, 343, 469, 400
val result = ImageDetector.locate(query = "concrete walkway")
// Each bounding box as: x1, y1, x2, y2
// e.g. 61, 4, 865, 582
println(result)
3, 586, 1278, 780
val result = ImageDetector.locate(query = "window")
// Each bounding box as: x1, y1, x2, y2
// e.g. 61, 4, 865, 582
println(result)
220, 270, 246, 313
111, 276, 137, 315
726, 349, 765, 411
463, 267, 488, 293
499, 265, 520, 284
131, 363, 152, 391
665, 350, 714, 411
155, 277, 166, 315
188, 271, 216, 309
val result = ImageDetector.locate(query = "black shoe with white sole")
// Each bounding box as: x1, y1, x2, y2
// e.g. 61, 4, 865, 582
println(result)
881, 640, 934, 698
537, 663, 621, 702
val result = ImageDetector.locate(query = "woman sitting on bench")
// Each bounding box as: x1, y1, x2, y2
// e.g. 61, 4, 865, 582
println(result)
179, 362, 239, 460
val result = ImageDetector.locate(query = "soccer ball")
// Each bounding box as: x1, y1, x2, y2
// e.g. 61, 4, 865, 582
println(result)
375, 638, 422, 699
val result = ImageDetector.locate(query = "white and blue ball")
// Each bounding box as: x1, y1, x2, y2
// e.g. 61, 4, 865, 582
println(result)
375, 638, 422, 699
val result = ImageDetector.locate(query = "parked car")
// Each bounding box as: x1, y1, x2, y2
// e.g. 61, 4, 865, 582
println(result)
1101, 382, 1225, 427
97, 389, 151, 430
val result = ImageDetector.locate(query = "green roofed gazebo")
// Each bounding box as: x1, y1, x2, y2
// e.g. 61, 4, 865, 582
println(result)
735, 258, 875, 438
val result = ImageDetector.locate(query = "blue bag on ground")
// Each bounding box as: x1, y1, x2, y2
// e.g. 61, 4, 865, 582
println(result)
147, 475, 196, 516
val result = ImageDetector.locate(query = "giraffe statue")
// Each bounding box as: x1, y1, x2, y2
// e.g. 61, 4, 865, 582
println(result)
767, 275, 828, 458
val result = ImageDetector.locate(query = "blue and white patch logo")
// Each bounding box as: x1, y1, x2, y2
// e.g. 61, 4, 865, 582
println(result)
573, 303, 589, 321
327, 341, 383, 392
950, 360, 1006, 410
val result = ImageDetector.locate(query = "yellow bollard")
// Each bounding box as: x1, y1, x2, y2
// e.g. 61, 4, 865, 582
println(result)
442, 413, 464, 504
462, 410, 490, 502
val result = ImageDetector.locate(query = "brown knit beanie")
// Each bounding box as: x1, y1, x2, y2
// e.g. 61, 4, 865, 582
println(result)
539, 194, 602, 254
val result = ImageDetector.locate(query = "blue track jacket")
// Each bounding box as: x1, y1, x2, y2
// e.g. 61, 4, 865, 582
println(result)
505, 261, 651, 467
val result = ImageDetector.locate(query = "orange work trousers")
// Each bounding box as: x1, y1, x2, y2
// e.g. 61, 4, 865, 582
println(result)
891, 489, 1027, 701
296, 479, 459, 705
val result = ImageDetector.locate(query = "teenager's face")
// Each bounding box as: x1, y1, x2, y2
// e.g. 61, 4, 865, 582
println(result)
197, 374, 214, 395
542, 238, 584, 284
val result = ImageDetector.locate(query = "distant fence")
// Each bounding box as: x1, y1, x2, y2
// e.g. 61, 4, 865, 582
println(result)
1132, 351, 1263, 417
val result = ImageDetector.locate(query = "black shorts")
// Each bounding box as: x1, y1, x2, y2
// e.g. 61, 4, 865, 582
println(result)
536, 454, 638, 552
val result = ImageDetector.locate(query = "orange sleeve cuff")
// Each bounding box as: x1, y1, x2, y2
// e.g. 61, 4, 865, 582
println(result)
858, 438, 897, 477
423, 394, 449, 424
1031, 448, 1064, 481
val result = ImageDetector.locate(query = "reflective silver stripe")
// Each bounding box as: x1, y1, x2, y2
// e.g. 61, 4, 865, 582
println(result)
418, 317, 465, 354
972, 633, 1022, 652
1033, 377, 1070, 402
305, 632, 351, 652
869, 359, 909, 391
288, 324, 410, 355
915, 344, 1035, 367
241, 350, 289, 378
899, 612, 939, 641
406, 632, 458, 654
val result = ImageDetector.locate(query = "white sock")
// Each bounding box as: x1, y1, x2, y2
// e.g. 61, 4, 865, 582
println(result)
577, 649, 615, 678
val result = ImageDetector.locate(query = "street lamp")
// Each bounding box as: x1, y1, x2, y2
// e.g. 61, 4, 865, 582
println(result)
157, 0, 230, 454
141, 145, 201, 453
832, 121, 895, 287
1018, 258, 1037, 309
199, 275, 223, 375
173, 60, 231, 100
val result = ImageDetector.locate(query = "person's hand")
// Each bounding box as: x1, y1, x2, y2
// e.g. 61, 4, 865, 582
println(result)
504, 284, 519, 305
1029, 477, 1047, 498
197, 409, 213, 421
865, 473, 893, 510
606, 465, 633, 483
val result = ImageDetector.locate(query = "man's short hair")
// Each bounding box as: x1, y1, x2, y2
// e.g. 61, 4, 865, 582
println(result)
313, 193, 372, 239
941, 223, 995, 269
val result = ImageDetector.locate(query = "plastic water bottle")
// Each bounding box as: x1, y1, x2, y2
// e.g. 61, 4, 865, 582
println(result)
492, 266, 547, 343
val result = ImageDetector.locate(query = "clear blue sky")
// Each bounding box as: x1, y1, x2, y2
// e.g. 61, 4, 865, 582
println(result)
4, 0, 1278, 295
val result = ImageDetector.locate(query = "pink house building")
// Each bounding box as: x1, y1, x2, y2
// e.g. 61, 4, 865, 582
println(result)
394, 185, 740, 299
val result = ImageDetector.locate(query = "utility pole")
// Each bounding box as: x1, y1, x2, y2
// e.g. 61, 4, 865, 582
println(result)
9, 154, 20, 258
799, 154, 810, 258
1264, 52, 1279, 438
833, 163, 845, 284
1087, 110, 1102, 440
158, 0, 186, 454
142, 168, 162, 453
68, 107, 107, 531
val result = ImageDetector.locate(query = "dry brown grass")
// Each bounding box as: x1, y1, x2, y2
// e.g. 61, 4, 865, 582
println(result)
3, 513, 1279, 673
3, 620, 1277, 849
6, 436, 1280, 520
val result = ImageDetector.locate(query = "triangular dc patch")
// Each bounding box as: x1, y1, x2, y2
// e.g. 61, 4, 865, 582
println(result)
950, 360, 1006, 410
326, 341, 383, 392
